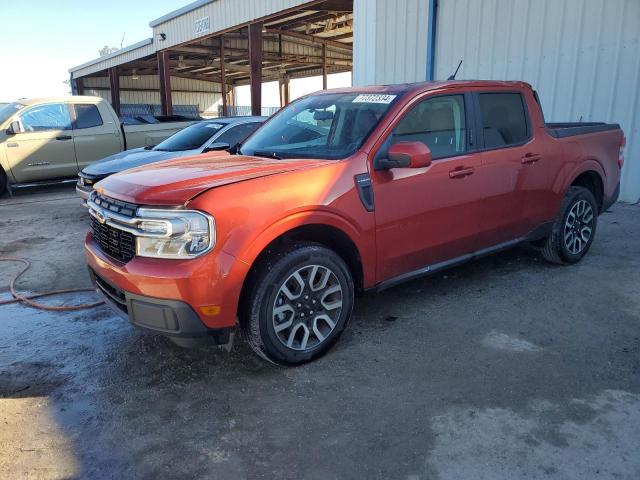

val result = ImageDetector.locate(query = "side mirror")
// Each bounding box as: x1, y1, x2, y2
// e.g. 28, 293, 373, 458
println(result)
6, 121, 21, 135
375, 141, 432, 170
203, 142, 231, 153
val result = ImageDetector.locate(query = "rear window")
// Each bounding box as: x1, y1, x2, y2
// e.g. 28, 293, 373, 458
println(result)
74, 104, 103, 129
478, 93, 529, 148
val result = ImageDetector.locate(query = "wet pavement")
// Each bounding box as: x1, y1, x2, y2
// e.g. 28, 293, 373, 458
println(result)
1, 185, 639, 479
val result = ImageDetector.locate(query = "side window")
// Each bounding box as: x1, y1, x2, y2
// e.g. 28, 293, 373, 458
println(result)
380, 95, 467, 160
19, 103, 71, 132
74, 104, 103, 129
478, 93, 529, 148
216, 122, 261, 147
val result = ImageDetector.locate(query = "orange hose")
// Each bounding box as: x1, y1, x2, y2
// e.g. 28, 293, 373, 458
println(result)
0, 257, 104, 311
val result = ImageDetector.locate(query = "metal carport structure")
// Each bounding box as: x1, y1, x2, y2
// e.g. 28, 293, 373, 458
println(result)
69, 0, 353, 118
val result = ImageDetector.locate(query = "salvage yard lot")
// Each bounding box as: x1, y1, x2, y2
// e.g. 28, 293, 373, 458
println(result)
1, 185, 639, 480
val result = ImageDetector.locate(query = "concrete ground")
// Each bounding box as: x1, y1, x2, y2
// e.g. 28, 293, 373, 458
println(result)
1, 184, 639, 480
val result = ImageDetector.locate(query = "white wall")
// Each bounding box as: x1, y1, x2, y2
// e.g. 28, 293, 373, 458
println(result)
353, 0, 430, 86
435, 0, 640, 203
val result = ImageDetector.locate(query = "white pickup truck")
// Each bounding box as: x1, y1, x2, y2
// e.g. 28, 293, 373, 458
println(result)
0, 96, 196, 195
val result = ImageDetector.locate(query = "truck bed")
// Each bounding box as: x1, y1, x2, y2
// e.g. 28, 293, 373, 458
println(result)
546, 122, 620, 138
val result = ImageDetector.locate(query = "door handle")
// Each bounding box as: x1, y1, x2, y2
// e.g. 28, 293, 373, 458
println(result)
449, 167, 475, 179
56, 135, 72, 141
521, 153, 541, 164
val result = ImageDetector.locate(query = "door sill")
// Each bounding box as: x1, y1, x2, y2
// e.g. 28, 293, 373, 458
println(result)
374, 238, 525, 293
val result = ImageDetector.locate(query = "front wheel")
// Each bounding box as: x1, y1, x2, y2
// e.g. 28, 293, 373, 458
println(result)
241, 242, 354, 365
540, 186, 598, 264
0, 168, 7, 197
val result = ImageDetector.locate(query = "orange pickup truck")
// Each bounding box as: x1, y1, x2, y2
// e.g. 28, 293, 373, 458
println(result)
85, 80, 624, 364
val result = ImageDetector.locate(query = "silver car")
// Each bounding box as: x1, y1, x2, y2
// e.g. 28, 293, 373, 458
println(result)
76, 116, 266, 200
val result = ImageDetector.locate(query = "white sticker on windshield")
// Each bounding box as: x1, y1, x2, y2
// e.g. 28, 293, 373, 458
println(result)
352, 94, 397, 104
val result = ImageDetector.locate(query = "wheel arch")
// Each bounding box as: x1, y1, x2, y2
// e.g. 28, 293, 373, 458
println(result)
569, 169, 604, 212
237, 222, 366, 319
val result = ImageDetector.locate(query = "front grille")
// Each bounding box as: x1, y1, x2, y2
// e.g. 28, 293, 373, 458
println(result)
93, 192, 137, 217
90, 193, 138, 263
90, 215, 136, 264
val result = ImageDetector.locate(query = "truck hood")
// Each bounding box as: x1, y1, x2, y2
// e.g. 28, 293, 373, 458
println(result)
82, 147, 200, 177
96, 153, 328, 205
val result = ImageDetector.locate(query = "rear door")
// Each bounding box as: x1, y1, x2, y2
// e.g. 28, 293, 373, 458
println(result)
5, 102, 77, 182
371, 92, 486, 282
473, 90, 549, 248
71, 102, 122, 170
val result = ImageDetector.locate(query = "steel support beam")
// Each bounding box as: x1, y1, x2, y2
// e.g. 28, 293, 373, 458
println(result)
220, 37, 228, 116
248, 22, 263, 116
279, 76, 290, 107
108, 67, 120, 116
157, 51, 173, 116
71, 76, 84, 95
322, 44, 328, 90
426, 0, 438, 81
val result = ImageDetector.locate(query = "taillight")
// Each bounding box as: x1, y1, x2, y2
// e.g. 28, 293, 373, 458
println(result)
619, 136, 625, 169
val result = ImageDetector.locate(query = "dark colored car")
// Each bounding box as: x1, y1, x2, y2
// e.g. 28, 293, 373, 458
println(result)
76, 116, 266, 199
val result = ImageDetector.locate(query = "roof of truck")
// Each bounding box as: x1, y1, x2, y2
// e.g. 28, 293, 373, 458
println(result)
10, 95, 105, 106
319, 80, 533, 96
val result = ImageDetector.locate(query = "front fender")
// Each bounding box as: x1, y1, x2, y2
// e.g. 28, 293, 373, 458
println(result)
235, 208, 371, 269
0, 142, 14, 183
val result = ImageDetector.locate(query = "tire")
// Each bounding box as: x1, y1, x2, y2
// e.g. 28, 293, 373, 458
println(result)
241, 242, 354, 365
541, 186, 598, 265
0, 168, 6, 197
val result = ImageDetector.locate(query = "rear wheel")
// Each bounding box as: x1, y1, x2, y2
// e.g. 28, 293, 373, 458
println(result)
241, 242, 354, 364
541, 186, 598, 264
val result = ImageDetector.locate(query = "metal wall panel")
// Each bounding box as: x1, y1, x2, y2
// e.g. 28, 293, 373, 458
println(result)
435, 0, 640, 202
151, 0, 319, 50
83, 75, 222, 115
353, 0, 430, 85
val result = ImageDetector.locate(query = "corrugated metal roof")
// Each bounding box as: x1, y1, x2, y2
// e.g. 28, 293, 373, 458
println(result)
150, 0, 319, 50
69, 38, 155, 77
149, 0, 217, 28
435, 0, 640, 203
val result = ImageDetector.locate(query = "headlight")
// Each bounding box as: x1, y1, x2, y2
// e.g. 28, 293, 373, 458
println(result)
135, 208, 215, 259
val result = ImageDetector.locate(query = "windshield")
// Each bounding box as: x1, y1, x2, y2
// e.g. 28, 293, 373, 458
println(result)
154, 122, 225, 151
239, 92, 400, 159
0, 102, 24, 125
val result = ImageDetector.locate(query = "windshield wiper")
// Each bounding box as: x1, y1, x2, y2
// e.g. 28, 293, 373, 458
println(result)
251, 150, 282, 160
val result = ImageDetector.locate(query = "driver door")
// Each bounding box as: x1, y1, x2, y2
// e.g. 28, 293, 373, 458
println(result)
371, 93, 486, 283
6, 103, 77, 183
